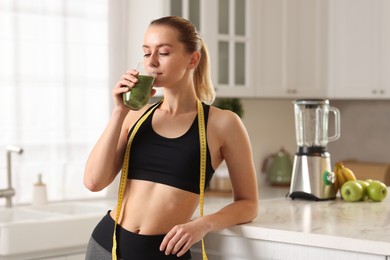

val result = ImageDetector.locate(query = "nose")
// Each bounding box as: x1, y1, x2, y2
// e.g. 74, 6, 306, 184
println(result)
147, 52, 159, 68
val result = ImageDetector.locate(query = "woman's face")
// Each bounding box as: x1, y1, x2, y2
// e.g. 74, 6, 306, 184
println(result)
142, 25, 196, 88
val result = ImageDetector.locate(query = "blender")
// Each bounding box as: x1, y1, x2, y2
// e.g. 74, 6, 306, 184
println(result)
289, 99, 340, 201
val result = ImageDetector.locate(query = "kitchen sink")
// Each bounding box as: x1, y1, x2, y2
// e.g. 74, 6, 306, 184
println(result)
0, 200, 111, 257
31, 201, 108, 215
0, 208, 61, 223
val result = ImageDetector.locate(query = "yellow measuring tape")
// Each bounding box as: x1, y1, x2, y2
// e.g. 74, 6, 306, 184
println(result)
197, 99, 208, 260
112, 100, 208, 260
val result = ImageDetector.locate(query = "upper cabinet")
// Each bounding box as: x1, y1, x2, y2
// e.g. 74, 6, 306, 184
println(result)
212, 0, 255, 97
256, 0, 390, 99
128, 0, 390, 99
169, 0, 256, 97
256, 0, 328, 98
328, 0, 390, 99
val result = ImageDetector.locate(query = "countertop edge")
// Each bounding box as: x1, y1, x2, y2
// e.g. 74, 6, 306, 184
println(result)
211, 223, 390, 256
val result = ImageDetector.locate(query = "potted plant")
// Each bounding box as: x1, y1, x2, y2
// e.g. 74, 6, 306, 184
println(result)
215, 98, 244, 118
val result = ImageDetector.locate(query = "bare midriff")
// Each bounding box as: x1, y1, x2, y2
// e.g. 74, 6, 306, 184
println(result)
109, 179, 199, 235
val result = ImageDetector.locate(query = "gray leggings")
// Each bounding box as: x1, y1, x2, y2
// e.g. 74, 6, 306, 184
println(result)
85, 236, 121, 260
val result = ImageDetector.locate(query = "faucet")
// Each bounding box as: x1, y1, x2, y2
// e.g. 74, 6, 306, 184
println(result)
0, 145, 23, 207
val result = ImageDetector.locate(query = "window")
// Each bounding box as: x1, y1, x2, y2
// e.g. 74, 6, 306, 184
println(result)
0, 0, 110, 204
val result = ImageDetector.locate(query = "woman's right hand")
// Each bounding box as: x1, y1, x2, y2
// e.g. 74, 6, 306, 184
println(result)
112, 69, 140, 109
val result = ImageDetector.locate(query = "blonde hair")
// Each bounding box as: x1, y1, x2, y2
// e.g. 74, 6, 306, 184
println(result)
150, 16, 215, 104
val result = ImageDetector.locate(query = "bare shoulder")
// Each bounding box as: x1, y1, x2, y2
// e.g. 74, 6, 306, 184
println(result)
208, 106, 246, 134
207, 105, 250, 151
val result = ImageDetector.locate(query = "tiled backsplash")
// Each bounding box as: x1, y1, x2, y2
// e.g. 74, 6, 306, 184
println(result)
328, 100, 390, 164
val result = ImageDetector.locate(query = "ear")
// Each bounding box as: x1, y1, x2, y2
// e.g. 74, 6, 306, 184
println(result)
188, 51, 201, 69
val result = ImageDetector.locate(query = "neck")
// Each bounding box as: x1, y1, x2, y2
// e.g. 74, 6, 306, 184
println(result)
160, 92, 198, 115
159, 71, 199, 114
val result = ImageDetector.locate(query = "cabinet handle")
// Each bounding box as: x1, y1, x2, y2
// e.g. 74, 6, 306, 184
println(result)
287, 89, 297, 94
372, 89, 386, 95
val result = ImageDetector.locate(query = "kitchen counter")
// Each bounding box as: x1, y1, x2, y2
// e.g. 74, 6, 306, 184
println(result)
194, 187, 390, 259
2, 186, 388, 259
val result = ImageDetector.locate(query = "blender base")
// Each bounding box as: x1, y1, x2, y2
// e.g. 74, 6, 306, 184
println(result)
289, 191, 336, 201
288, 154, 336, 201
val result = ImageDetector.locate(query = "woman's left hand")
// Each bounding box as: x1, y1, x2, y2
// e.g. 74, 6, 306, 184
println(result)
160, 218, 208, 257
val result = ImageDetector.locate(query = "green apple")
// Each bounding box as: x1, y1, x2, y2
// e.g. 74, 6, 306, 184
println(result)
367, 181, 388, 202
357, 180, 370, 201
341, 181, 364, 202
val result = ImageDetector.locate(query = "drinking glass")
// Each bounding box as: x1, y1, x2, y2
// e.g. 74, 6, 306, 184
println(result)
123, 63, 156, 110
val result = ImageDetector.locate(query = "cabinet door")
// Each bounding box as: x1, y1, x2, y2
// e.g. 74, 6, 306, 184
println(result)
66, 253, 86, 260
257, 0, 327, 98
170, 0, 201, 31
42, 253, 85, 260
170, 0, 255, 98
213, 0, 255, 97
192, 233, 387, 260
328, 0, 390, 98
379, 0, 390, 98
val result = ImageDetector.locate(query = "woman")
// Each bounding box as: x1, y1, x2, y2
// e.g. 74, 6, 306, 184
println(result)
84, 16, 258, 260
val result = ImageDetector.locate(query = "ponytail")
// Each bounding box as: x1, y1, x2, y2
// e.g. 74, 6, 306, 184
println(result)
194, 39, 215, 104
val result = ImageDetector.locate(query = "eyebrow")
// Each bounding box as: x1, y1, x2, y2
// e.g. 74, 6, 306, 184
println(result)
142, 43, 174, 49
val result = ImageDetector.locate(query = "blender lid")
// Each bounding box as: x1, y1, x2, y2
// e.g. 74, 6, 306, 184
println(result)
293, 99, 329, 105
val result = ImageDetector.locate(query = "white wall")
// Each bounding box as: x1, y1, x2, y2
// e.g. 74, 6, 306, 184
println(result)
239, 99, 296, 184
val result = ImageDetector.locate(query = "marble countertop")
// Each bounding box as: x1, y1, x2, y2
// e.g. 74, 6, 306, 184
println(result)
202, 186, 390, 256
4, 185, 388, 257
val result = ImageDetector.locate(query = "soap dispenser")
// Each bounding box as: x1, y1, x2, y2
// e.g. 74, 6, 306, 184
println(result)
32, 173, 47, 207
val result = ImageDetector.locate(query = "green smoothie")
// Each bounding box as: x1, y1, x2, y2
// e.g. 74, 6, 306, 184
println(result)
123, 75, 155, 110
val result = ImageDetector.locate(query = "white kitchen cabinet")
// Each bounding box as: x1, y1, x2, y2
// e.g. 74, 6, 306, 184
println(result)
169, 0, 256, 98
256, 0, 390, 99
66, 254, 85, 260
256, 0, 328, 98
192, 234, 387, 260
211, 0, 256, 97
328, 0, 390, 99
128, 0, 390, 100
0, 251, 86, 260
190, 193, 390, 260
47, 253, 85, 260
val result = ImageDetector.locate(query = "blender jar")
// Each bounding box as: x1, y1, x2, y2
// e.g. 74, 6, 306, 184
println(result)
293, 99, 340, 148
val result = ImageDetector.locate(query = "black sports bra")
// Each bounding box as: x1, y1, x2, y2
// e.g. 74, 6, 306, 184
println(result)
126, 102, 215, 194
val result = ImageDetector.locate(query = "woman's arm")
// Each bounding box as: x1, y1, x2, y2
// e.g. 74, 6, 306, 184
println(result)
202, 109, 259, 227
83, 108, 130, 192
84, 69, 144, 191
161, 109, 259, 256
